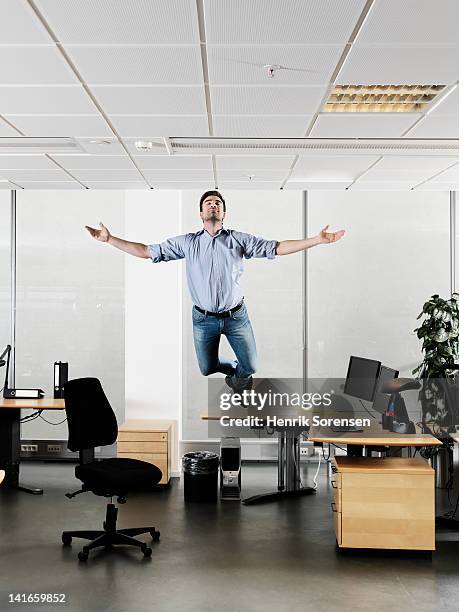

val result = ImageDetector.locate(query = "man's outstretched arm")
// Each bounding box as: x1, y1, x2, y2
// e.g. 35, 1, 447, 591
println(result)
275, 225, 345, 256
85, 222, 150, 258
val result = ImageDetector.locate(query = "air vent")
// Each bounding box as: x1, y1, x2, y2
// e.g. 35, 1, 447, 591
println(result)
170, 138, 459, 156
325, 85, 446, 113
0, 137, 84, 154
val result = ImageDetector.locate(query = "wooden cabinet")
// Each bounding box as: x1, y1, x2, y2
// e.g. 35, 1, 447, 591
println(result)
331, 456, 435, 551
117, 420, 174, 485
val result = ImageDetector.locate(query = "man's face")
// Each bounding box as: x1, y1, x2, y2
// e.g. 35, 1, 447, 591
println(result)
200, 196, 225, 223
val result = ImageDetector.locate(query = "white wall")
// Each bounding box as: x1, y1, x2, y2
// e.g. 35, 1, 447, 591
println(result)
124, 190, 182, 471
307, 190, 451, 379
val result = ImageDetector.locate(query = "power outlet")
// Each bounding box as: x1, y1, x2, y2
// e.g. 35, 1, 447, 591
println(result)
47, 444, 62, 453
21, 444, 38, 452
300, 447, 309, 456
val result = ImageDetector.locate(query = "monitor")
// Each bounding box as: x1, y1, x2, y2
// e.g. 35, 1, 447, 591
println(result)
372, 365, 399, 414
344, 356, 381, 402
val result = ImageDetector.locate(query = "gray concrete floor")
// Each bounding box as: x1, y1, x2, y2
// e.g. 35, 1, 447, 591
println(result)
1, 461, 459, 612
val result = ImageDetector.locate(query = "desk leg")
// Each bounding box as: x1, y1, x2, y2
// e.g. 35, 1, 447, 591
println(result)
0, 409, 43, 495
242, 431, 316, 505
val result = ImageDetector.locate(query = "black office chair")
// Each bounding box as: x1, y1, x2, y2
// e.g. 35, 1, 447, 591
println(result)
61, 378, 162, 561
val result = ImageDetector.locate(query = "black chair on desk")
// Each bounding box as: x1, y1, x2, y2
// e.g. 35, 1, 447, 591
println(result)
61, 378, 162, 562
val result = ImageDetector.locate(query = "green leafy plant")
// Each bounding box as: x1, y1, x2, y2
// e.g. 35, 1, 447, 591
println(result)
413, 293, 459, 379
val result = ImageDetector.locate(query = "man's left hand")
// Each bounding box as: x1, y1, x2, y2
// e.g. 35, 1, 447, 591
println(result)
318, 225, 346, 244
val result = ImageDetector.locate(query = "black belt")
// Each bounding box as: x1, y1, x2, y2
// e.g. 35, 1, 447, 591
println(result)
194, 301, 244, 318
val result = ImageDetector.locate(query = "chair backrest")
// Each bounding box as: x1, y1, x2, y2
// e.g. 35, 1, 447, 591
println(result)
64, 378, 118, 452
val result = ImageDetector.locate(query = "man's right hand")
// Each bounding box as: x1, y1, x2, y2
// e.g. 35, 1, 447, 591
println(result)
85, 222, 111, 243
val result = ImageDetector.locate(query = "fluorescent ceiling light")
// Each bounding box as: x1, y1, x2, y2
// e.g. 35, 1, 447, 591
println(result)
0, 138, 84, 154
325, 85, 446, 113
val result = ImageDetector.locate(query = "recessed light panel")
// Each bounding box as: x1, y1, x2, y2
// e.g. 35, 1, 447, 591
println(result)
325, 85, 446, 113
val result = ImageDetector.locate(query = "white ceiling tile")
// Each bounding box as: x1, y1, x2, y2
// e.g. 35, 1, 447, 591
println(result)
0, 181, 22, 189
425, 88, 459, 116
70, 169, 143, 181
0, 0, 51, 44
310, 113, 420, 137
216, 156, 295, 171
204, 0, 367, 44
150, 182, 211, 189
292, 155, 379, 180
218, 170, 287, 181
65, 45, 204, 85
110, 115, 209, 137
17, 182, 84, 189
144, 170, 214, 182
337, 45, 459, 84
357, 0, 459, 45
0, 155, 58, 169
211, 86, 326, 114
350, 181, 415, 190
5, 115, 113, 137
0, 86, 96, 114
217, 181, 281, 190
92, 86, 207, 114
84, 181, 148, 189
284, 181, 351, 189
134, 156, 213, 170
51, 154, 134, 169
76, 138, 125, 155
417, 182, 459, 191
0, 169, 70, 181
207, 45, 344, 86
0, 121, 22, 136
407, 115, 459, 138
429, 163, 459, 182
213, 115, 312, 137
376, 156, 459, 172
359, 169, 441, 182
34, 0, 200, 44
0, 46, 77, 85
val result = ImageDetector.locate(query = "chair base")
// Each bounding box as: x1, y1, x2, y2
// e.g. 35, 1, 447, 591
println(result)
62, 502, 160, 561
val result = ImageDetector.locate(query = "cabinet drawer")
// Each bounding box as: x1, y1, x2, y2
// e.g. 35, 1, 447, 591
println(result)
332, 503, 341, 545
117, 441, 167, 454
331, 472, 341, 489
118, 431, 167, 442
118, 452, 168, 484
332, 484, 341, 512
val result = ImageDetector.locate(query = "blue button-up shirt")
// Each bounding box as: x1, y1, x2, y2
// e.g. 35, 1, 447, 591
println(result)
148, 228, 277, 312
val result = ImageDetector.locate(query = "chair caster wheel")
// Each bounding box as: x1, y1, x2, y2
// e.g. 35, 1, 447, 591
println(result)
78, 548, 89, 562
141, 544, 152, 557
62, 534, 72, 546
151, 530, 160, 542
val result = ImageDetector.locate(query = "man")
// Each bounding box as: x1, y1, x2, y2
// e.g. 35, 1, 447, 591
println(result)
86, 190, 345, 391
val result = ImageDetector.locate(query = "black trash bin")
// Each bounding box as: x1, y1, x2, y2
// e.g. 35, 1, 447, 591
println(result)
182, 451, 220, 502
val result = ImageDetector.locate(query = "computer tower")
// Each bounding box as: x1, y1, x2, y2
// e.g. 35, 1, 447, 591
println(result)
54, 361, 68, 399
220, 437, 241, 501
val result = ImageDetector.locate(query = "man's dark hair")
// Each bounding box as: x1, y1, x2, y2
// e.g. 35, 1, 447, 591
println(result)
199, 190, 226, 212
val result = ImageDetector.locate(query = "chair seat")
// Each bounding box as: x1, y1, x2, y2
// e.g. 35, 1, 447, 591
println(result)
75, 458, 162, 495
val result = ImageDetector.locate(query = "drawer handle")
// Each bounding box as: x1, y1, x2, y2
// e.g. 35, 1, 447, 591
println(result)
331, 502, 337, 513
331, 465, 337, 473
331, 480, 338, 489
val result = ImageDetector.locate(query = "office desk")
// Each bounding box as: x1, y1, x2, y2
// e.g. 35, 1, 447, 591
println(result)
0, 397, 65, 495
309, 428, 440, 448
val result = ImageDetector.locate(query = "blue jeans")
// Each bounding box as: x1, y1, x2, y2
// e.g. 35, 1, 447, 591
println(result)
192, 303, 257, 391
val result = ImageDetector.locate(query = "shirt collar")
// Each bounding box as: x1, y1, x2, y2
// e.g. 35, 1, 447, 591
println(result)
198, 227, 229, 238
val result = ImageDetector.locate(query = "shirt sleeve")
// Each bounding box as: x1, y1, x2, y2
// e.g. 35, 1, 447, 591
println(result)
148, 234, 187, 263
231, 231, 277, 260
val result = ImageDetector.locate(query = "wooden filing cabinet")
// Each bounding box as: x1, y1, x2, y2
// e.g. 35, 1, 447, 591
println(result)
117, 419, 174, 485
331, 456, 435, 551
